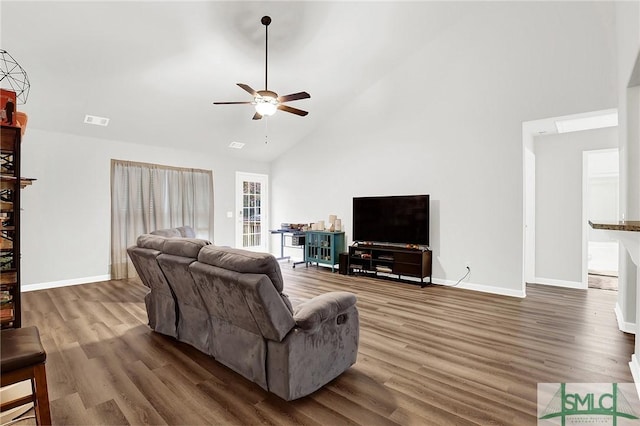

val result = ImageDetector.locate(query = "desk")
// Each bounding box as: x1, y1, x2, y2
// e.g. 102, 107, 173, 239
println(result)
270, 230, 305, 262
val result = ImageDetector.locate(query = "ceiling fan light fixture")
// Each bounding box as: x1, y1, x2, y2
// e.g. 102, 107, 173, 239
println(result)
213, 16, 310, 120
255, 96, 278, 116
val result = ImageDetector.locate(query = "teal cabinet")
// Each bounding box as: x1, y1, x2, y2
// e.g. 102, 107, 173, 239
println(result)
304, 231, 345, 272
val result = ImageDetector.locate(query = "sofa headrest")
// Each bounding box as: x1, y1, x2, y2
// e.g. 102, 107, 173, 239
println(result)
151, 226, 196, 238
197, 246, 285, 292
150, 228, 180, 237
162, 238, 211, 258
136, 234, 167, 251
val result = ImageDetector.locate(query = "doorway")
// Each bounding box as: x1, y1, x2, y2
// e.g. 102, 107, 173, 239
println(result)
522, 109, 618, 294
235, 172, 269, 252
584, 149, 619, 290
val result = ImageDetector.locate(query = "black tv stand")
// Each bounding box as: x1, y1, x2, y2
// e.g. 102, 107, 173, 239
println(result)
348, 243, 432, 287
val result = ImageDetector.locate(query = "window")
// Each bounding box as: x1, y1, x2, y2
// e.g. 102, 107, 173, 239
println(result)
110, 159, 214, 279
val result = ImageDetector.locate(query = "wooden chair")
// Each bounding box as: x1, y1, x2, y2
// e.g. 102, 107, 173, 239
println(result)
1, 326, 52, 425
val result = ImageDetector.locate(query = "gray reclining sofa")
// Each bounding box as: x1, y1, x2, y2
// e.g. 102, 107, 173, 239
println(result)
127, 228, 359, 400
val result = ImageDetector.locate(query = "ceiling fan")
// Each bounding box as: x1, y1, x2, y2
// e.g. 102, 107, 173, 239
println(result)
213, 16, 310, 120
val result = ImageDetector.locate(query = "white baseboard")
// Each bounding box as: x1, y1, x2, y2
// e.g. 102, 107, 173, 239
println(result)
22, 274, 111, 292
349, 271, 526, 298
19, 271, 521, 298
534, 276, 586, 289
630, 354, 640, 399
432, 278, 526, 298
615, 302, 637, 334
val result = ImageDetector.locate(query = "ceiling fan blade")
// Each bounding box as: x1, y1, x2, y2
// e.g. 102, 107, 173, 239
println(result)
213, 101, 253, 105
277, 104, 308, 117
252, 112, 263, 120
278, 92, 310, 103
237, 83, 258, 97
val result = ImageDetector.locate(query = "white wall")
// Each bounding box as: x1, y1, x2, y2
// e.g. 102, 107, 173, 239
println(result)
20, 129, 269, 288
534, 128, 618, 286
616, 1, 640, 221
270, 2, 617, 296
614, 0, 640, 386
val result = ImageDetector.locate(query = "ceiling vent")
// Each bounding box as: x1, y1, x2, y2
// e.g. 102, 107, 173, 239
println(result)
228, 141, 245, 149
84, 114, 110, 127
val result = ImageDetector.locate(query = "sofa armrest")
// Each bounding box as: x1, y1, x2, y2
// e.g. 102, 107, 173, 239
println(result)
268, 301, 359, 400
293, 291, 356, 332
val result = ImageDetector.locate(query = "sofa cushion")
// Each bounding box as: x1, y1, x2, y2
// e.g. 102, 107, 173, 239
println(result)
197, 246, 285, 292
176, 226, 196, 238
151, 226, 196, 238
136, 234, 167, 251
189, 264, 295, 342
162, 238, 211, 258
151, 228, 181, 237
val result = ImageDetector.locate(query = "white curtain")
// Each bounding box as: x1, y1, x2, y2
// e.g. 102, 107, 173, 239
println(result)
110, 159, 214, 279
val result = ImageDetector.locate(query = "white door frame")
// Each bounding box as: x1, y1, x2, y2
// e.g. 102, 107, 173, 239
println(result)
524, 146, 536, 285
235, 172, 269, 252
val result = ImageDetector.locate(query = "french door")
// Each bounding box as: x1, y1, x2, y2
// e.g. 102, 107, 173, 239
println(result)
235, 172, 268, 252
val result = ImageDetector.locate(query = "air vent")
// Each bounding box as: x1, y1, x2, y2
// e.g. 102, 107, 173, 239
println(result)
228, 141, 245, 149
84, 114, 110, 127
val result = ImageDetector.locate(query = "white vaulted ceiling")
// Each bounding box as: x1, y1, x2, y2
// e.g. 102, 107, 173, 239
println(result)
1, 1, 469, 161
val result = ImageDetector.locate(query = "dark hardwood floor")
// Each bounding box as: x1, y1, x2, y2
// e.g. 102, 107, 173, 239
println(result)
17, 263, 635, 425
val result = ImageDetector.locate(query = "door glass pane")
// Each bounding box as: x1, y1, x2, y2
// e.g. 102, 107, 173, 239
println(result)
242, 179, 262, 248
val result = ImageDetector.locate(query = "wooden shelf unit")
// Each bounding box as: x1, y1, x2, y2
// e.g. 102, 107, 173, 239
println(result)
1, 125, 31, 329
348, 244, 432, 287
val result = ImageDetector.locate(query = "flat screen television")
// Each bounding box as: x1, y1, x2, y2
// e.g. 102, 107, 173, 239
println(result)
353, 194, 430, 246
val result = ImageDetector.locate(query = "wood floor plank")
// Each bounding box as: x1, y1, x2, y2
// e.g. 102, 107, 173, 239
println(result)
100, 350, 167, 426
85, 399, 129, 426
254, 394, 324, 426
37, 335, 78, 402
65, 317, 111, 360
196, 379, 276, 425
100, 298, 147, 326
280, 396, 360, 426
153, 364, 239, 425
325, 368, 398, 418
49, 393, 93, 426
144, 332, 216, 385
118, 329, 168, 371
389, 405, 473, 426
60, 347, 114, 409
311, 386, 401, 426
19, 264, 635, 425
122, 360, 209, 425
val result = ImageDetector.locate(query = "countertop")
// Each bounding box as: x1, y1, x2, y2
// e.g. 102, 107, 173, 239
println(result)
588, 220, 640, 232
